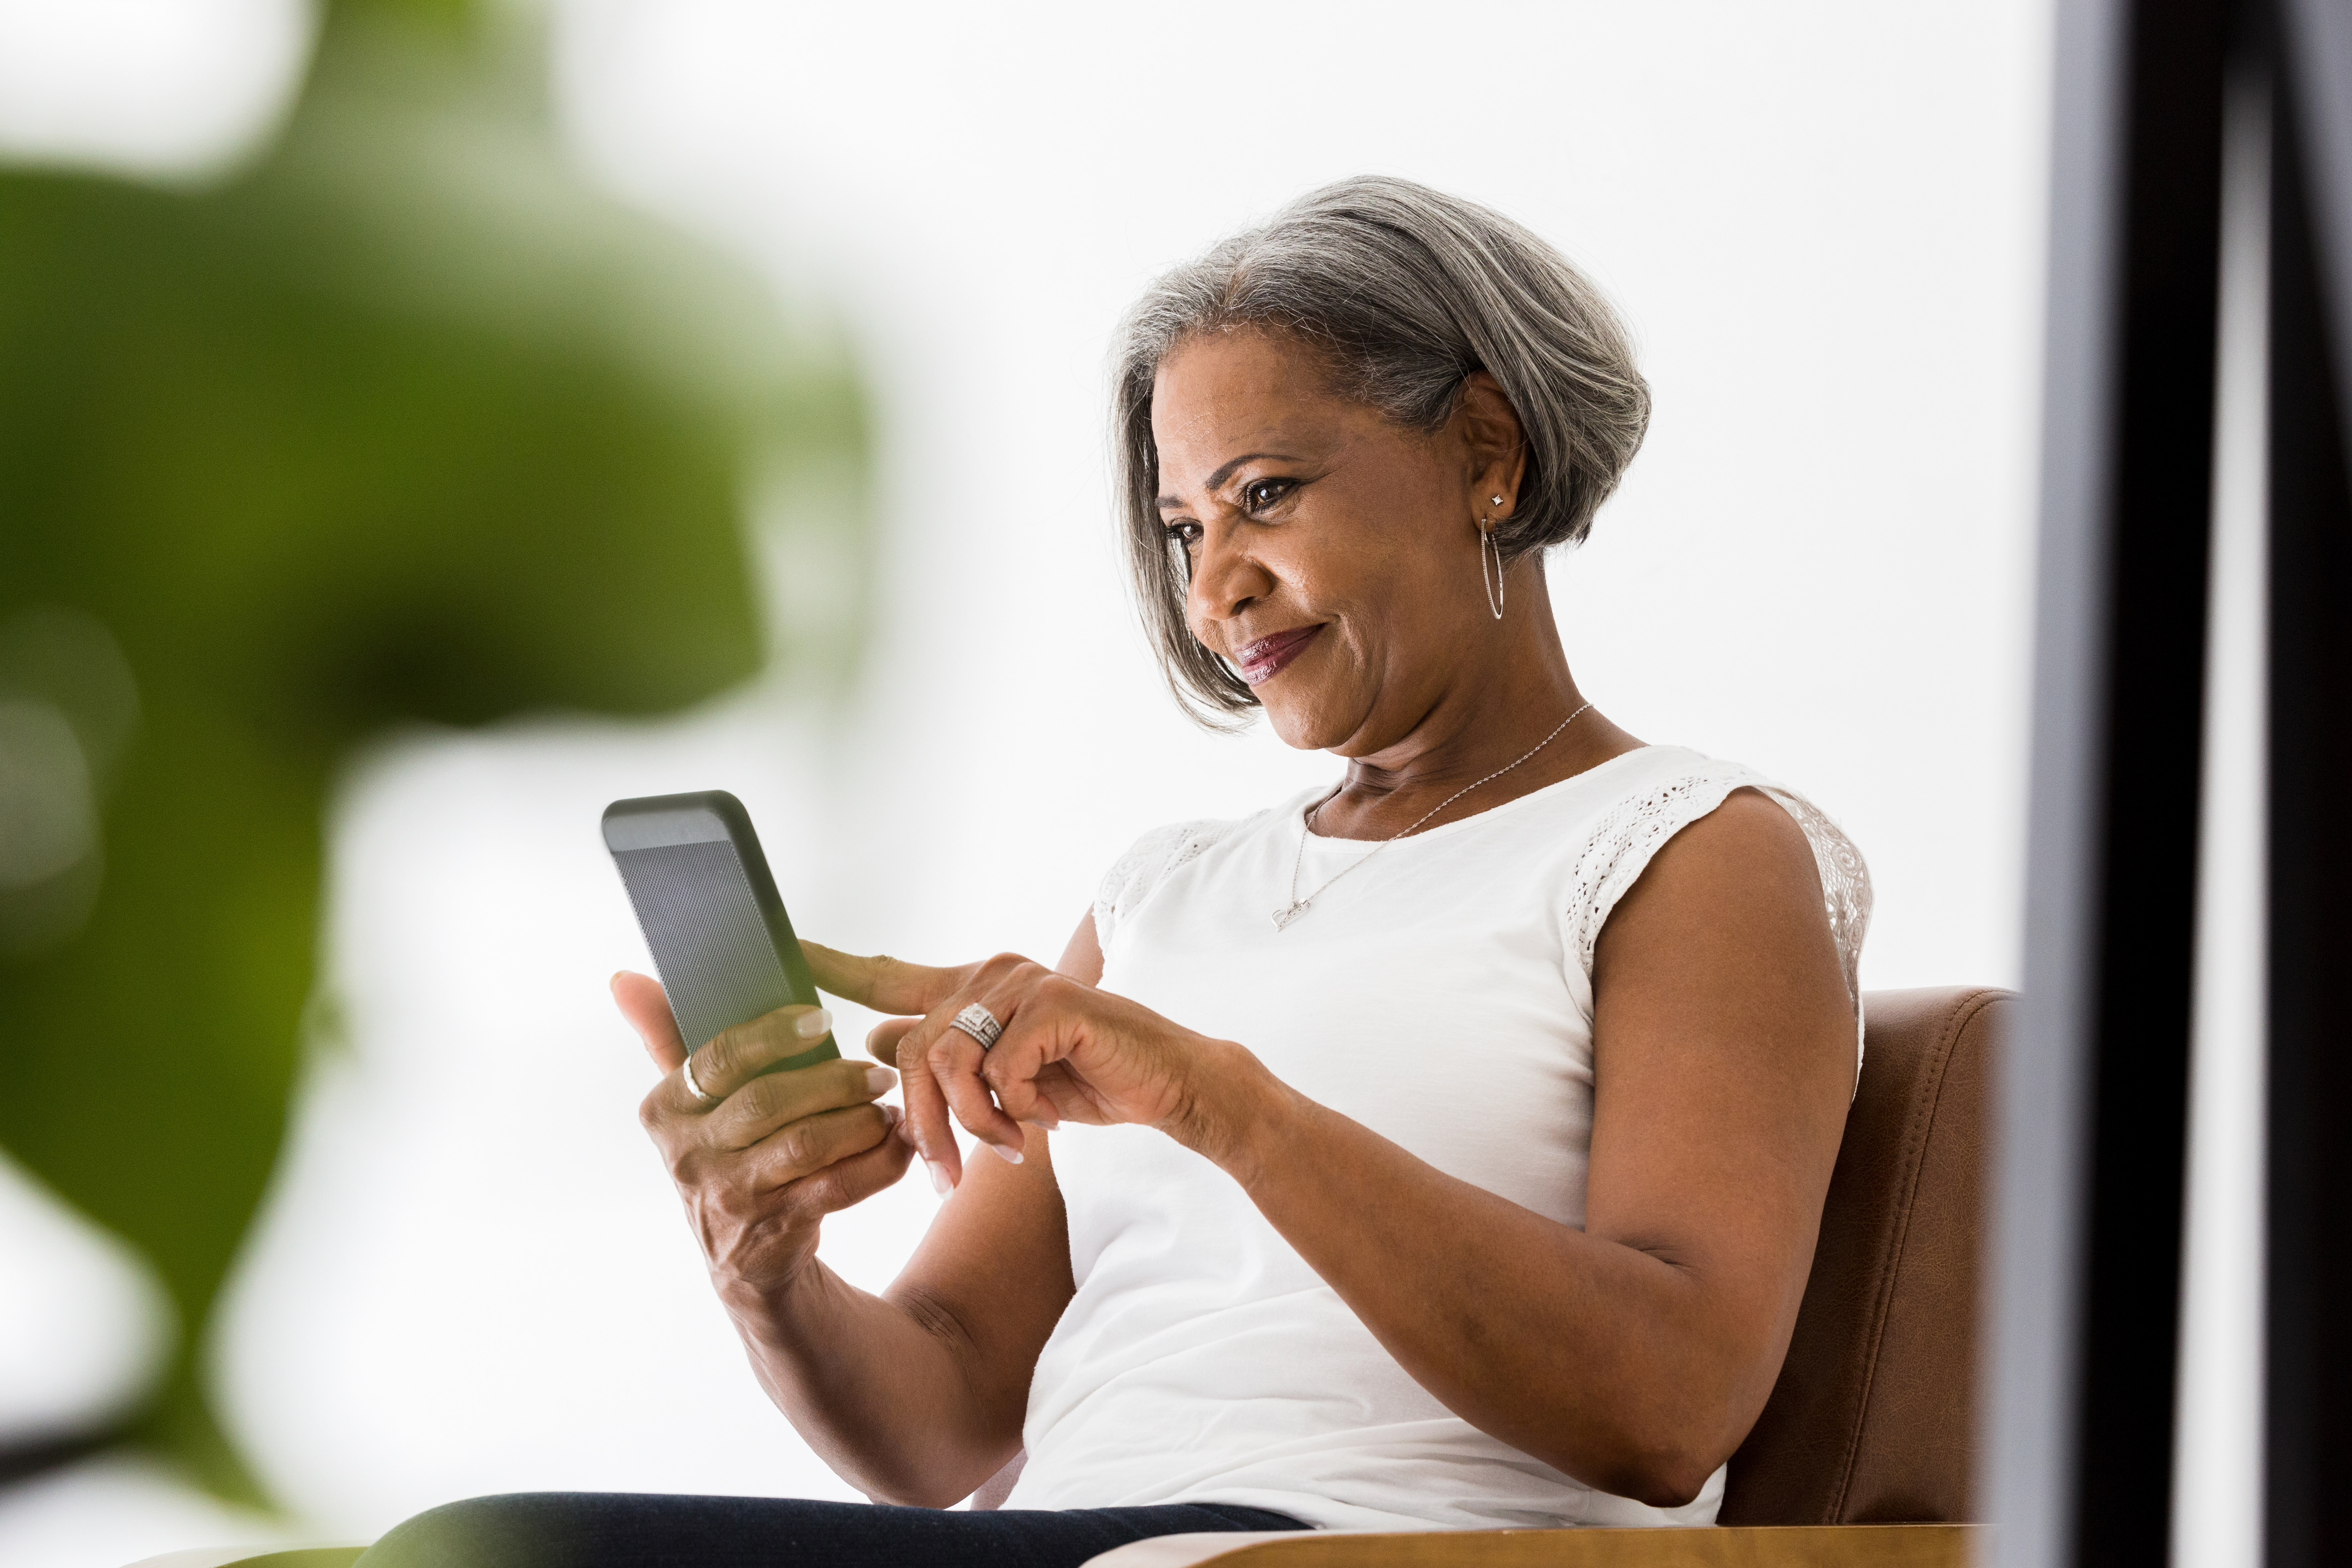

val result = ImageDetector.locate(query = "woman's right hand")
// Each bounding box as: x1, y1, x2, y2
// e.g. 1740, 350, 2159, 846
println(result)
614, 971, 914, 1304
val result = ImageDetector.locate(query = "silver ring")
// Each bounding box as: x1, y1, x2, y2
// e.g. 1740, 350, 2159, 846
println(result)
947, 1003, 1003, 1052
681, 1050, 715, 1103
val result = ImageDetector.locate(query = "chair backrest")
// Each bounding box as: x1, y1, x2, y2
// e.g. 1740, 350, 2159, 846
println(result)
1717, 986, 2008, 1526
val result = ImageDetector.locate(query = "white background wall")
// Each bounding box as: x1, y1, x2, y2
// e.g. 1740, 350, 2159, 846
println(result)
0, 3, 2070, 1564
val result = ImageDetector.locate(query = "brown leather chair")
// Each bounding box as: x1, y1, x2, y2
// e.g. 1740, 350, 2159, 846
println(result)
1720, 985, 2004, 1528
140, 989, 2005, 1568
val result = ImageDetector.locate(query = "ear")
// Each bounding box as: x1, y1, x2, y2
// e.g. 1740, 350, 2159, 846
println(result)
1454, 371, 1530, 521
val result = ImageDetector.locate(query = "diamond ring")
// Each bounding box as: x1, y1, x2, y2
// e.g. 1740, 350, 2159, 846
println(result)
681, 1049, 716, 1103
947, 1003, 1003, 1052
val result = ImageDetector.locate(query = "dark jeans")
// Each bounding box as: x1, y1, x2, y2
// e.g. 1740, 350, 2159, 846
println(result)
356, 1492, 1309, 1568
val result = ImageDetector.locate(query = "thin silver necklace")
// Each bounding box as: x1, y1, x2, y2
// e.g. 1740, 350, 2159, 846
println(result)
1271, 700, 1594, 931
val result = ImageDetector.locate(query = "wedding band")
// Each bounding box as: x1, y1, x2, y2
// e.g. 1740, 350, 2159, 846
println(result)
681, 1050, 715, 1103
948, 1003, 1003, 1052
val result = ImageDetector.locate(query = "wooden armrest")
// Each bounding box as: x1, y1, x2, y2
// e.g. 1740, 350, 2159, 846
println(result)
1082, 1523, 1981, 1568
121, 1521, 1982, 1568
123, 1548, 365, 1568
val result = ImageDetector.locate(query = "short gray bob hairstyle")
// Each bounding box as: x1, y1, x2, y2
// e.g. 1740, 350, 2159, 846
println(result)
1114, 175, 1650, 724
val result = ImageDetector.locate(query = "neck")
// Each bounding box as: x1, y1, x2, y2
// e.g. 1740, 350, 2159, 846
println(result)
1311, 566, 1641, 840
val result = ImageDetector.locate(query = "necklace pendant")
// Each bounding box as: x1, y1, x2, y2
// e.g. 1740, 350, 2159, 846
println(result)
1271, 901, 1308, 931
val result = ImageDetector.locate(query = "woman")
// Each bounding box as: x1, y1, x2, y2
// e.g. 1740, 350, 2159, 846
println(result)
366, 176, 1868, 1567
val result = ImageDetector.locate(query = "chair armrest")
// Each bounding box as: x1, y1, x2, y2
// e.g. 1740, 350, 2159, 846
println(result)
1082, 1523, 1981, 1568
123, 1548, 365, 1568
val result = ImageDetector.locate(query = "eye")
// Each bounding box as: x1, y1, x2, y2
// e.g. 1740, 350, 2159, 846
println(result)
1241, 478, 1295, 513
1163, 520, 1203, 550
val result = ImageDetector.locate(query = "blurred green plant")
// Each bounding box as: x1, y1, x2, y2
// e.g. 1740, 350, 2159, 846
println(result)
0, 0, 867, 1503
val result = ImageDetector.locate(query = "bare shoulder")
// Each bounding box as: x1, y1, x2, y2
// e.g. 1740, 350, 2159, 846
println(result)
1597, 788, 1828, 960
1589, 785, 1847, 1079
1660, 785, 1823, 890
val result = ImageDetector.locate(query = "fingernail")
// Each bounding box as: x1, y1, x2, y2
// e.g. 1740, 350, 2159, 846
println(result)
880, 1102, 903, 1128
1029, 1106, 1061, 1130
863, 1065, 897, 1096
986, 1140, 1024, 1166
796, 1007, 834, 1041
926, 1159, 952, 1195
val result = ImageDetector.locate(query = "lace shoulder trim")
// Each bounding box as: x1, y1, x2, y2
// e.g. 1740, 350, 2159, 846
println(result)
1093, 817, 1243, 955
1566, 764, 1874, 1017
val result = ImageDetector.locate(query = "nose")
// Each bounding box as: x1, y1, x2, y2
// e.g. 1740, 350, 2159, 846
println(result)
1187, 523, 1275, 636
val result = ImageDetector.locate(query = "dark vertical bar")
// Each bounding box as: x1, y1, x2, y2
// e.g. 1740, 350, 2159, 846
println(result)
2072, 3, 2230, 1564
2267, 5, 2352, 1560
1995, 0, 2228, 1563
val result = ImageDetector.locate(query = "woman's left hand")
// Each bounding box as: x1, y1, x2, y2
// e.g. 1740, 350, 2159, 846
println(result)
803, 943, 1255, 1188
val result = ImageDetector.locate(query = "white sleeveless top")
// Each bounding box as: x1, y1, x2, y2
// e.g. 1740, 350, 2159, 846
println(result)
1002, 745, 1872, 1531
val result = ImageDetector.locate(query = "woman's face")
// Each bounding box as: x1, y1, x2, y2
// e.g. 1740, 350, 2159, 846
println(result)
1152, 328, 1519, 756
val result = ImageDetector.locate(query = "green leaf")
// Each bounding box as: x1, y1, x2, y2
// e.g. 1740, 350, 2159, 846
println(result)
0, 0, 868, 1504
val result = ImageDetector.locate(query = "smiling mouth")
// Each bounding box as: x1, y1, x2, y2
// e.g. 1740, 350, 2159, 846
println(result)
1232, 625, 1324, 686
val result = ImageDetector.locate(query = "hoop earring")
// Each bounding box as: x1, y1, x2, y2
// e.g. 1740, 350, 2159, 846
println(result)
1479, 523, 1506, 620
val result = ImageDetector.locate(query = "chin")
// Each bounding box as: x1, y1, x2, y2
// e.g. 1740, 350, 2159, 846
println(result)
1258, 686, 1361, 754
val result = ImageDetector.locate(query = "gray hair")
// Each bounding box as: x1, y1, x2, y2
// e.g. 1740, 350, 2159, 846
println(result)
1113, 175, 1650, 724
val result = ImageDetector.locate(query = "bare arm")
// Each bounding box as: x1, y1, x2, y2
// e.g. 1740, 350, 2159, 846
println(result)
834, 791, 1853, 1506
614, 918, 1101, 1505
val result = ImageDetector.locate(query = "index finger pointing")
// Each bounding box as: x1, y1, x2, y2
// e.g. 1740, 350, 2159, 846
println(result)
801, 941, 963, 1016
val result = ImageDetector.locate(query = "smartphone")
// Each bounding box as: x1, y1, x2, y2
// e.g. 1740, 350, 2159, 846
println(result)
602, 790, 840, 1075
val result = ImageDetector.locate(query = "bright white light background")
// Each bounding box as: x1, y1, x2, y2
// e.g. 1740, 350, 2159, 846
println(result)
13, 1, 2256, 1564
0, 0, 309, 176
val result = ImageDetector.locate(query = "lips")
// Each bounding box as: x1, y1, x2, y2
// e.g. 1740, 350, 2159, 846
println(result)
1232, 625, 1324, 686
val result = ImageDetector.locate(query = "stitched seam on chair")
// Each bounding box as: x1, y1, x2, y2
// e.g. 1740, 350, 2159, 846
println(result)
1829, 988, 1999, 1522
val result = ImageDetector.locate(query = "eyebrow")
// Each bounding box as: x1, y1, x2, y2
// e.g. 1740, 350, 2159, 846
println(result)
1156, 452, 1302, 510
